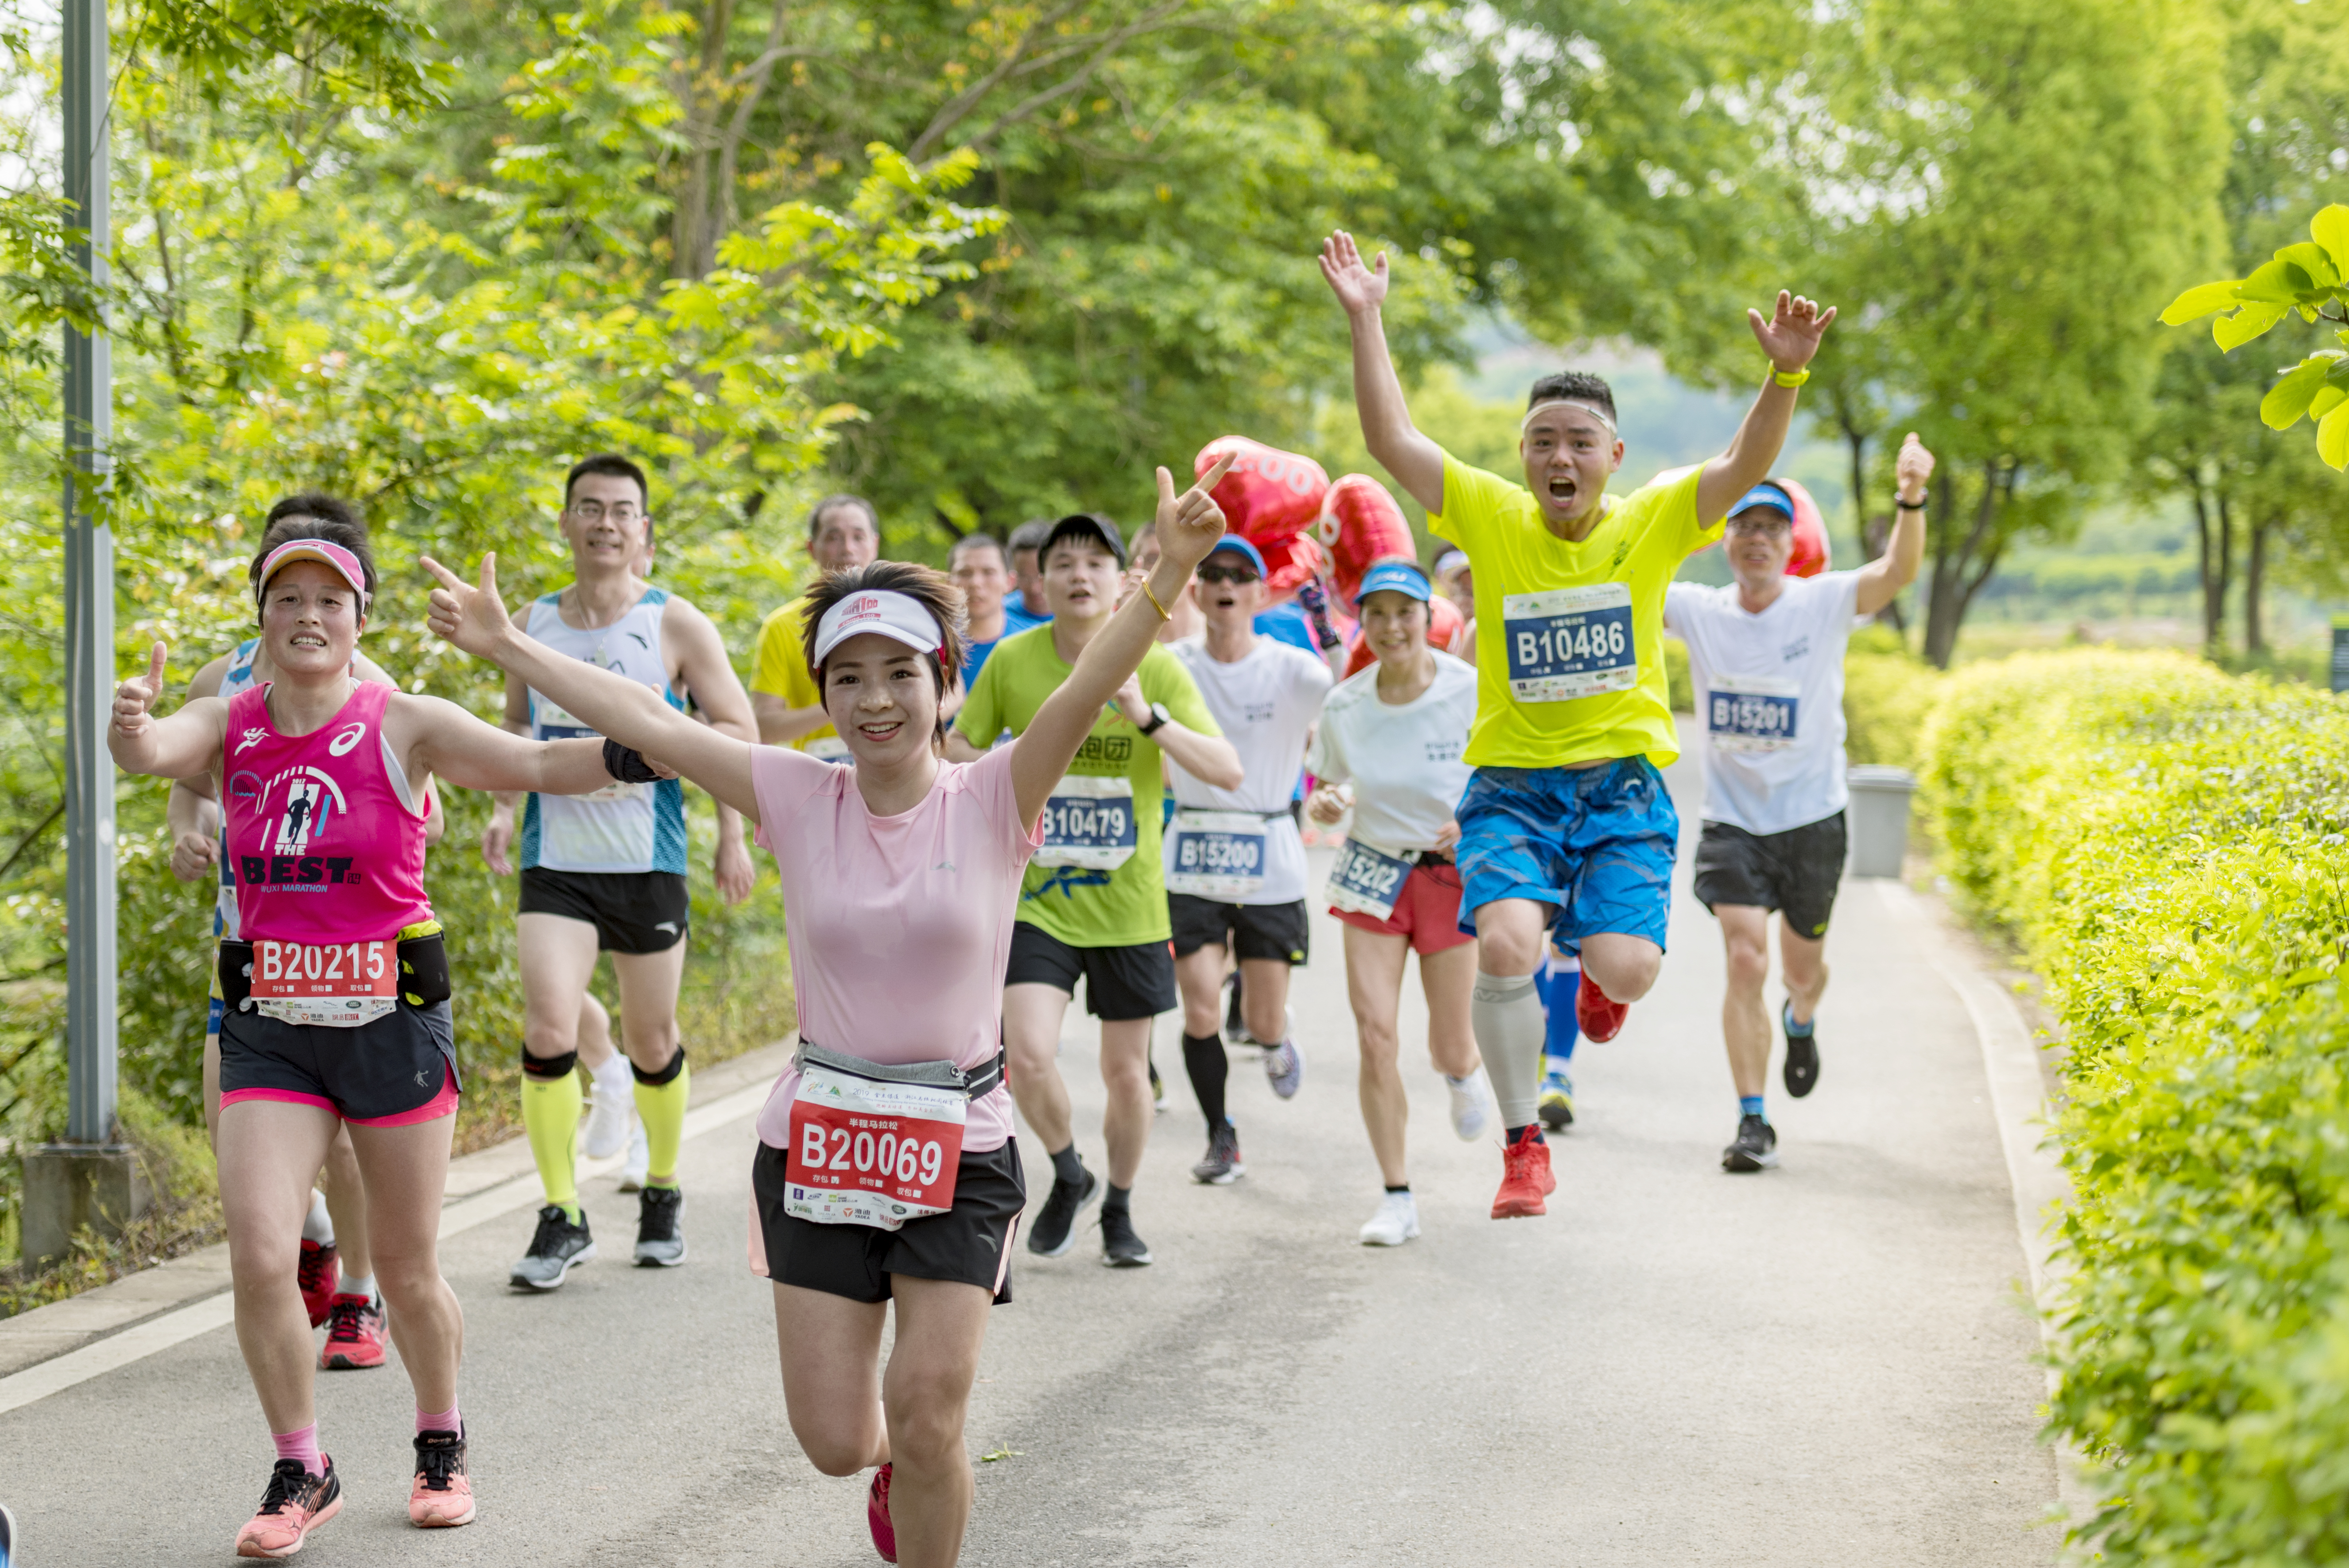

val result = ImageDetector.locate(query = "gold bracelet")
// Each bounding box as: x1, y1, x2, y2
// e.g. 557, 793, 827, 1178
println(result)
1142, 580, 1171, 622
1771, 366, 1810, 388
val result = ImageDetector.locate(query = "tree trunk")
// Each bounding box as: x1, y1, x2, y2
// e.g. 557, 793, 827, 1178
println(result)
1845, 417, 1905, 635
2246, 514, 2269, 656
2202, 483, 2235, 650
1921, 461, 2013, 669
2190, 478, 2214, 646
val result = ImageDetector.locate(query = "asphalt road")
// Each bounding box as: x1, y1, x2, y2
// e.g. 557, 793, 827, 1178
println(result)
0, 743, 2059, 1566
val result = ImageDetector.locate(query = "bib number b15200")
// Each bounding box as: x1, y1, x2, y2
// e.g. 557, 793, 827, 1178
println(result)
1502, 583, 1637, 702
1164, 809, 1268, 899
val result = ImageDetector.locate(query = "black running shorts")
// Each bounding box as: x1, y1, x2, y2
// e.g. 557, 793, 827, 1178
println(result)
751, 1138, 1024, 1305
217, 998, 461, 1125
1003, 921, 1176, 1021
1691, 812, 1848, 939
1167, 894, 1312, 965
519, 868, 689, 954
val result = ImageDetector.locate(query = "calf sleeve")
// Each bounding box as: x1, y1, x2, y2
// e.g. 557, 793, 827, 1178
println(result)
1473, 969, 1547, 1130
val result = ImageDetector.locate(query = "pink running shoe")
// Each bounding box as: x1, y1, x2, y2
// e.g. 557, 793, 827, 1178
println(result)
409, 1429, 476, 1528
318, 1294, 387, 1371
867, 1463, 898, 1563
296, 1239, 338, 1329
235, 1457, 341, 1558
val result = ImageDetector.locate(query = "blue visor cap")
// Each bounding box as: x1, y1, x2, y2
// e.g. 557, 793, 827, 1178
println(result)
1731, 483, 1795, 522
1204, 535, 1267, 575
1357, 561, 1433, 603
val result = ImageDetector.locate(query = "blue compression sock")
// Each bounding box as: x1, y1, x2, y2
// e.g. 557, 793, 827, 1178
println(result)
1782, 1003, 1814, 1038
1740, 1095, 1766, 1120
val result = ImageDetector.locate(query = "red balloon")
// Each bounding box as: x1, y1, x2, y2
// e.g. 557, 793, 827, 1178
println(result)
1316, 473, 1416, 606
1777, 477, 1832, 578
1195, 436, 1331, 597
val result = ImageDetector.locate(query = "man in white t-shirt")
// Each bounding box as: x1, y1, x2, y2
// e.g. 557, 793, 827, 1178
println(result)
1166, 535, 1335, 1184
1663, 434, 1934, 1174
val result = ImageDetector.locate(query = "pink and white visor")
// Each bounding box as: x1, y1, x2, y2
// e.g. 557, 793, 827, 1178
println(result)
255, 537, 371, 610
812, 588, 944, 665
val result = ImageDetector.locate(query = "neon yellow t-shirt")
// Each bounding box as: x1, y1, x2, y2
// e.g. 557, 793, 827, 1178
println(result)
1432, 455, 1721, 770
751, 594, 837, 753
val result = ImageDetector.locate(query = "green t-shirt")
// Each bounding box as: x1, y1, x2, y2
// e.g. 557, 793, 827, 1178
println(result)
1432, 456, 1721, 770
954, 626, 1219, 948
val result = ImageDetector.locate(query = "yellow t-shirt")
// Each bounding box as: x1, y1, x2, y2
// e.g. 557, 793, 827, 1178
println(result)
751, 594, 838, 754
1432, 455, 1721, 770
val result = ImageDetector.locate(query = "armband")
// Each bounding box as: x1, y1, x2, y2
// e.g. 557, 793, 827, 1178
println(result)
603, 738, 662, 784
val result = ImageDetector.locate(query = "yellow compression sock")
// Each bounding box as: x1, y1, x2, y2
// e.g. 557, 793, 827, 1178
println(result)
520, 1058, 583, 1220
634, 1049, 690, 1188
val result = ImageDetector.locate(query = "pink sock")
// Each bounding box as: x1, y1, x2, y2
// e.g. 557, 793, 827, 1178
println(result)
272, 1421, 324, 1477
416, 1402, 461, 1436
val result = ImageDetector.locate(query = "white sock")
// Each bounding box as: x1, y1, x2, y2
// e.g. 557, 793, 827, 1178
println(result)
301, 1190, 334, 1245
337, 1271, 376, 1301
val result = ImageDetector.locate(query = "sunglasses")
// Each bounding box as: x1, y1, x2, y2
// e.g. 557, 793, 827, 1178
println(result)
1726, 516, 1792, 537
1196, 564, 1261, 586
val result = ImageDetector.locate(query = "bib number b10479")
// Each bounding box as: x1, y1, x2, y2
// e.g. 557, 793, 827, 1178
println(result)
1502, 583, 1637, 702
1033, 774, 1137, 869
252, 939, 397, 1028
784, 1062, 967, 1230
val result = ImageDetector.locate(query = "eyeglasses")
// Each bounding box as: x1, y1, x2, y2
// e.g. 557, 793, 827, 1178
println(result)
568, 500, 642, 525
1196, 564, 1261, 586
1726, 516, 1792, 537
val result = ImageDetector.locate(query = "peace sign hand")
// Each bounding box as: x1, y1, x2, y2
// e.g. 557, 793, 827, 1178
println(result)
1151, 452, 1238, 577
1747, 290, 1838, 375
420, 554, 516, 662
112, 643, 169, 739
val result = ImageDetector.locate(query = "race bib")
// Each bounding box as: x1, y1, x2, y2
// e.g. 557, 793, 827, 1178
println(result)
1502, 583, 1637, 702
1707, 674, 1800, 753
1165, 810, 1268, 900
252, 938, 397, 1029
1033, 774, 1137, 869
783, 1062, 966, 1230
536, 698, 642, 801
804, 735, 851, 763
1326, 837, 1415, 921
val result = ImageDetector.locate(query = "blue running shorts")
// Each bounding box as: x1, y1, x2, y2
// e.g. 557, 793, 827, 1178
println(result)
1453, 760, 1678, 954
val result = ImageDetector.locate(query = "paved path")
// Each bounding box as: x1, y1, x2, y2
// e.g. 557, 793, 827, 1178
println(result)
0, 743, 2060, 1565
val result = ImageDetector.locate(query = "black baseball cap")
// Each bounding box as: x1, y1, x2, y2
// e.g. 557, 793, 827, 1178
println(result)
1041, 512, 1127, 568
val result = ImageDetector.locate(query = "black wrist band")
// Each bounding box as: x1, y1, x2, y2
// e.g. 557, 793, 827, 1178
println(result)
1894, 498, 1927, 511
603, 738, 661, 784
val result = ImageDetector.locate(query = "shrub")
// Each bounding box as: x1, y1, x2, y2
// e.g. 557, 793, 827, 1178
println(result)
1920, 648, 2349, 1563
1842, 625, 1944, 771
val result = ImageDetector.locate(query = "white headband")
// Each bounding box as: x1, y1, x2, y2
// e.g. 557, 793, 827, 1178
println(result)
1519, 399, 1619, 436
812, 588, 944, 666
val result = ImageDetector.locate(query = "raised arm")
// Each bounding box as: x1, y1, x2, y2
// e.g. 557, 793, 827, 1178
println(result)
1854, 433, 1934, 617
424, 556, 759, 824
392, 695, 615, 799
1319, 232, 1446, 515
1695, 291, 1838, 524
1011, 457, 1234, 825
108, 644, 229, 780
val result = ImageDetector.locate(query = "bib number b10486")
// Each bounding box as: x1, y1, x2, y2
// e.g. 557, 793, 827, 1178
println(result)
1502, 583, 1637, 702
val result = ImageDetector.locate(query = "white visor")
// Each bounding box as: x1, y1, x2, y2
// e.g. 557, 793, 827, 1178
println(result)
1519, 399, 1618, 436
812, 588, 945, 666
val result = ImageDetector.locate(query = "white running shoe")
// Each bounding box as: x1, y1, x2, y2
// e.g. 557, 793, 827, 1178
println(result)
1358, 1190, 1420, 1247
617, 1120, 650, 1192
1263, 1037, 1304, 1099
583, 1057, 636, 1160
1446, 1070, 1496, 1142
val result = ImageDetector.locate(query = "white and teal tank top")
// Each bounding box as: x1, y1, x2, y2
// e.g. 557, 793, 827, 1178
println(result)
520, 588, 689, 875
213, 640, 264, 939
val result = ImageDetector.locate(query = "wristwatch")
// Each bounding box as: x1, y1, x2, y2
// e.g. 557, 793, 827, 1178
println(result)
1137, 701, 1171, 736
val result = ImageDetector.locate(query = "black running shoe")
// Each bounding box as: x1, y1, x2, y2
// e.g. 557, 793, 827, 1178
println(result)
1190, 1121, 1244, 1184
1148, 1054, 1166, 1112
1025, 1167, 1100, 1258
1223, 968, 1247, 1043
1722, 1113, 1780, 1173
1782, 1003, 1820, 1098
509, 1204, 596, 1290
1099, 1206, 1154, 1267
633, 1184, 687, 1267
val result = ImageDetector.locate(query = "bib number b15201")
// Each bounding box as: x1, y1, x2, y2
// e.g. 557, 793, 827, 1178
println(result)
1502, 583, 1637, 702
1706, 674, 1799, 753
252, 938, 397, 1028
784, 1062, 967, 1231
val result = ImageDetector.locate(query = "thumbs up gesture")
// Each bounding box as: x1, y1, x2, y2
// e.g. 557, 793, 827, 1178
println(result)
112, 642, 169, 739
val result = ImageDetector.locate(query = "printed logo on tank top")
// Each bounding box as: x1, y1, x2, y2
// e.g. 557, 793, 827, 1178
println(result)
228, 764, 366, 889
327, 720, 367, 756
1073, 734, 1134, 767
235, 727, 269, 754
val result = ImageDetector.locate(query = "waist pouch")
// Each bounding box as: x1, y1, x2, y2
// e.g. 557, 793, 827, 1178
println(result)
218, 927, 452, 1014
792, 1041, 1007, 1100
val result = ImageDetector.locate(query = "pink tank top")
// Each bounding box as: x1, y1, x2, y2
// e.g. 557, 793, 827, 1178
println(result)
224, 682, 432, 944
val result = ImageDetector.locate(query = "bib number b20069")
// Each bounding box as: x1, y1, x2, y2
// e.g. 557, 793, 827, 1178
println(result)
784, 1063, 967, 1231
1502, 583, 1637, 702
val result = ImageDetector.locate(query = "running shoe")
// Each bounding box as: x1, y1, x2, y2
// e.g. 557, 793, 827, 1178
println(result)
1491, 1126, 1552, 1219
1538, 1074, 1576, 1132
1, 1499, 16, 1568
509, 1205, 597, 1291
1191, 1121, 1244, 1184
235, 1456, 341, 1558
1148, 1053, 1166, 1113
1575, 979, 1628, 1043
1782, 1003, 1820, 1099
409, 1428, 476, 1528
867, 1463, 898, 1563
583, 1058, 635, 1159
1263, 1037, 1305, 1099
296, 1238, 337, 1329
318, 1293, 387, 1371
618, 1120, 650, 1191
1223, 969, 1247, 1043
1025, 1167, 1100, 1258
1447, 1071, 1495, 1141
1359, 1190, 1420, 1247
1099, 1206, 1154, 1267
1722, 1113, 1780, 1173
634, 1185, 687, 1267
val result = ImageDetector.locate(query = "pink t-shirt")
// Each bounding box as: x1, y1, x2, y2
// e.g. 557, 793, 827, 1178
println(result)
750, 744, 1041, 1153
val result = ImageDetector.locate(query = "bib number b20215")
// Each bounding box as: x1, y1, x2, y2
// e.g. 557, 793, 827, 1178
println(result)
252, 938, 397, 1028
784, 1063, 967, 1231
1502, 583, 1637, 702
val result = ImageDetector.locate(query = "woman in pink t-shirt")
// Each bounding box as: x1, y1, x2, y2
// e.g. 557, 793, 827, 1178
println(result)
421, 456, 1233, 1568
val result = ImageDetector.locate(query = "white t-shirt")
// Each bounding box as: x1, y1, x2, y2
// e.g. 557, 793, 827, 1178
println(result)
1663, 571, 1863, 835
1165, 635, 1333, 904
1307, 653, 1477, 852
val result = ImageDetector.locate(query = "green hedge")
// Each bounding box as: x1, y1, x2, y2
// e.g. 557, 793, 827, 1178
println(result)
1922, 649, 2349, 1564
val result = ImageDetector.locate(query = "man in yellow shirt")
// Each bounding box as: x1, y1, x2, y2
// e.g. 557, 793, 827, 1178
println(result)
1318, 229, 1836, 1220
751, 494, 881, 757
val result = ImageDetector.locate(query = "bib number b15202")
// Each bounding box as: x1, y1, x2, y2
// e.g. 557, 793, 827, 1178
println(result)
1502, 583, 1637, 702
252, 938, 397, 1028
783, 1062, 967, 1230
1325, 837, 1415, 921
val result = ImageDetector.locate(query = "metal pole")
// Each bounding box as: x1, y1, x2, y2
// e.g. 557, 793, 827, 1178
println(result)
62, 0, 116, 1146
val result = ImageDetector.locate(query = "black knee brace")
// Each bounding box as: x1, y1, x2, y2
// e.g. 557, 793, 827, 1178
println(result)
632, 1044, 687, 1087
522, 1049, 580, 1081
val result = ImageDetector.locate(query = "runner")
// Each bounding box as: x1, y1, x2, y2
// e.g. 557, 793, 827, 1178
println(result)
1320, 228, 1836, 1217
947, 533, 1043, 690
109, 530, 626, 1556
947, 511, 1240, 1268
1164, 534, 1332, 1185
418, 453, 1237, 1568
754, 494, 882, 757
1303, 560, 1493, 1244
1005, 519, 1055, 622
482, 454, 758, 1289
1666, 434, 1933, 1172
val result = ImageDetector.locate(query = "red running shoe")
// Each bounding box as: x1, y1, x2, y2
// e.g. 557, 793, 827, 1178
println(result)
318, 1293, 387, 1371
296, 1239, 337, 1329
1575, 978, 1629, 1043
1491, 1126, 1552, 1218
867, 1463, 898, 1562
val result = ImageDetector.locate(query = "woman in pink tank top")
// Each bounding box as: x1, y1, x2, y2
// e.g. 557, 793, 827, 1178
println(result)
108, 531, 624, 1557
417, 456, 1234, 1568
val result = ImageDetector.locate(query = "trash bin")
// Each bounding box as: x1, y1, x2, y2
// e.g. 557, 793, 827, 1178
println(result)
1845, 766, 1918, 878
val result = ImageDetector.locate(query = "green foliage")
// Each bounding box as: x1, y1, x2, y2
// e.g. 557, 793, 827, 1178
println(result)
1840, 626, 1944, 770
2163, 204, 2349, 471
1921, 649, 2349, 1561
